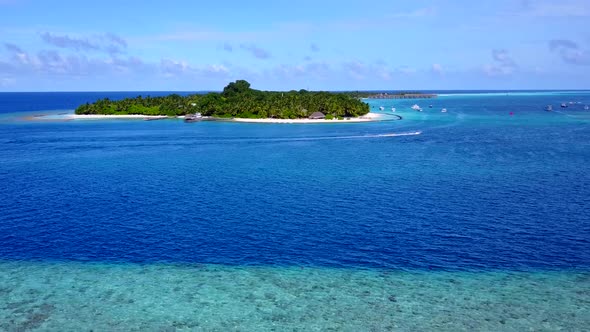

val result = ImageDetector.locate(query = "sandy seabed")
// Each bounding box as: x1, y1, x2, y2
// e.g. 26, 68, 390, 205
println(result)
0, 261, 588, 331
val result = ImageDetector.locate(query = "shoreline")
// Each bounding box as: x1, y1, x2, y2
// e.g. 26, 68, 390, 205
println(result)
65, 114, 170, 120
231, 112, 382, 123
26, 112, 384, 123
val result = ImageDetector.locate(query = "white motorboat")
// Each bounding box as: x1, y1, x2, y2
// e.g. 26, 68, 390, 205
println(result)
411, 104, 422, 112
441, 108, 447, 113
184, 112, 203, 122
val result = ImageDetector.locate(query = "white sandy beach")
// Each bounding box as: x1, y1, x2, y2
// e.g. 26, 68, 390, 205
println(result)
27, 112, 384, 123
24, 114, 171, 121
64, 114, 170, 120
232, 112, 382, 123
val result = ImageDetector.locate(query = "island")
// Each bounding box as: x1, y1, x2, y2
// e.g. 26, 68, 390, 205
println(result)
75, 80, 372, 121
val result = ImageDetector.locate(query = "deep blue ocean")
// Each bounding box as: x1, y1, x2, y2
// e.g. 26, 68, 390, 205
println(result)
0, 91, 589, 330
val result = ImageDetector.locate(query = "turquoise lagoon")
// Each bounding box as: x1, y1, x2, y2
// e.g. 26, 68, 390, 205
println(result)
0, 91, 589, 330
1, 261, 588, 331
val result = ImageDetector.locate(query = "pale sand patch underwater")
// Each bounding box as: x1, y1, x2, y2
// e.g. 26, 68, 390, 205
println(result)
0, 261, 588, 331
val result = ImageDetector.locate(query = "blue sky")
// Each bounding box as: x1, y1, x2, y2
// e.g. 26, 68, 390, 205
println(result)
1, 0, 589, 91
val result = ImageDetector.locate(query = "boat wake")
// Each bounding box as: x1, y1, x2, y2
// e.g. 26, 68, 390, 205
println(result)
284, 131, 423, 141
233, 131, 424, 144
553, 110, 577, 118
374, 131, 422, 137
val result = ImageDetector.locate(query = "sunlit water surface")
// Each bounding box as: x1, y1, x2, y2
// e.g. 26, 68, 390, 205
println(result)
1, 91, 589, 330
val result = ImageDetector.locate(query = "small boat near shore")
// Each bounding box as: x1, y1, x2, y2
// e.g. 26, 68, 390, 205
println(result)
391, 107, 396, 112
545, 105, 553, 112
561, 103, 567, 108
184, 112, 203, 122
379, 106, 385, 111
411, 104, 422, 112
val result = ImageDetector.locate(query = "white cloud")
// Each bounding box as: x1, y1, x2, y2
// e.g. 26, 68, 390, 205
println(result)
397, 66, 416, 75
483, 49, 518, 76
160, 59, 232, 78
205, 64, 230, 74
341, 61, 401, 81
389, 7, 437, 18
222, 43, 233, 52
520, 0, 590, 17
3, 43, 149, 77
431, 63, 444, 75
0, 77, 15, 87
271, 62, 331, 80
40, 32, 128, 54
549, 39, 590, 65
343, 61, 367, 80
239, 44, 271, 59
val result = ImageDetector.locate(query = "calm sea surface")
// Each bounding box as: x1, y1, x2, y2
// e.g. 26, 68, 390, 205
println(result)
0, 91, 589, 330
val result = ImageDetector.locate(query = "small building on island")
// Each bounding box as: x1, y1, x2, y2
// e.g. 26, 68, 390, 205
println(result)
309, 112, 325, 119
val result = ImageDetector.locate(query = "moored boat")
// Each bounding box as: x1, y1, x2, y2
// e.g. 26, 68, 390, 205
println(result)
411, 104, 422, 112
184, 112, 203, 122
441, 108, 447, 113
545, 105, 553, 112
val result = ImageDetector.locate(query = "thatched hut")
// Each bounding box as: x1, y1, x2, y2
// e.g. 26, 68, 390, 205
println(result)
309, 112, 325, 119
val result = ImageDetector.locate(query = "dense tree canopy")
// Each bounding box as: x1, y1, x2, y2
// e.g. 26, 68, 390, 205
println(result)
75, 80, 370, 118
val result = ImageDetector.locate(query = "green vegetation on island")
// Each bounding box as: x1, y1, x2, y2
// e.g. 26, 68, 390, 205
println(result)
75, 80, 370, 119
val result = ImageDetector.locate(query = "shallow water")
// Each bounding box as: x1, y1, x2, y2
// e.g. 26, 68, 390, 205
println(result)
1, 261, 588, 331
1, 91, 589, 329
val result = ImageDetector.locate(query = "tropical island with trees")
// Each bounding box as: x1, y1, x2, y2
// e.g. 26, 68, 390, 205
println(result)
74, 80, 373, 121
